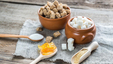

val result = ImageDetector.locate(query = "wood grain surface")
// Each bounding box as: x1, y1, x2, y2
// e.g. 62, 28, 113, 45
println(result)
1, 0, 113, 9
0, 0, 113, 64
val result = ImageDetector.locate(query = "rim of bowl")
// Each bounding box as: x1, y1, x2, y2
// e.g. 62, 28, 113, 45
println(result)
67, 16, 95, 31
38, 7, 71, 21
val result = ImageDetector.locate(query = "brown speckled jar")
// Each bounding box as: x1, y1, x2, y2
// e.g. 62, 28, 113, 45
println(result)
65, 17, 96, 44
38, 7, 71, 30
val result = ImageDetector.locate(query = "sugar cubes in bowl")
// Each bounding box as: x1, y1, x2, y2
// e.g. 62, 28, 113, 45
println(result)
38, 0, 71, 30
70, 16, 93, 29
65, 16, 96, 44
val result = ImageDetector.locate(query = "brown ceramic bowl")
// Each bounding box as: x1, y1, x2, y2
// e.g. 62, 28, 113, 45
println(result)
65, 17, 96, 44
38, 7, 71, 30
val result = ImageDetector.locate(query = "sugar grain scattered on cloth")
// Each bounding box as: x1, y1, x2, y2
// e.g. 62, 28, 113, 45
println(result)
14, 20, 113, 64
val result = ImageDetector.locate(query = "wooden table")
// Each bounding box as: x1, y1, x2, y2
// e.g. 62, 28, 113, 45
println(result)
0, 0, 113, 64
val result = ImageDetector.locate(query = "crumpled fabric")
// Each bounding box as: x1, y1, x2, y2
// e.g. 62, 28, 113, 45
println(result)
14, 19, 113, 64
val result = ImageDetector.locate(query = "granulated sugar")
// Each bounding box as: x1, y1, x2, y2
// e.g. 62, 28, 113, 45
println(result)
29, 34, 43, 40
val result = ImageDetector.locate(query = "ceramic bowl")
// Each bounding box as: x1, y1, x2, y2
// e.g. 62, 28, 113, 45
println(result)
65, 17, 96, 44
38, 7, 71, 30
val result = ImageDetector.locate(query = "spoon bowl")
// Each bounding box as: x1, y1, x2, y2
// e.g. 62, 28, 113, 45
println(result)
30, 48, 57, 64
28, 34, 44, 42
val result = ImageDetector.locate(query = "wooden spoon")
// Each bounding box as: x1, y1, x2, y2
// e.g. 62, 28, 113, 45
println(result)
71, 41, 99, 64
30, 49, 57, 64
0, 34, 44, 42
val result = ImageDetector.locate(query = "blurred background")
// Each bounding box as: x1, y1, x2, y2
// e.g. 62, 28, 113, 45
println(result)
1, 0, 113, 9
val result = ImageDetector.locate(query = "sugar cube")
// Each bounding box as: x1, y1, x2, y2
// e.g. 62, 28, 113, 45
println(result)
82, 17, 88, 23
61, 43, 67, 50
77, 16, 82, 21
70, 21, 75, 26
73, 24, 78, 28
36, 27, 43, 31
67, 38, 74, 51
81, 25, 86, 29
72, 18, 77, 23
87, 20, 93, 25
77, 25, 81, 29
46, 36, 53, 43
83, 21, 88, 26
53, 31, 61, 37
77, 20, 83, 26
87, 24, 91, 28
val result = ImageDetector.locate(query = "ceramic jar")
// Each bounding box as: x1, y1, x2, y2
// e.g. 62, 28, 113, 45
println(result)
65, 17, 96, 44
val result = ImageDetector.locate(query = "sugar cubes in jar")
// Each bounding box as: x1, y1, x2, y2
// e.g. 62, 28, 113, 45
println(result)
70, 16, 93, 29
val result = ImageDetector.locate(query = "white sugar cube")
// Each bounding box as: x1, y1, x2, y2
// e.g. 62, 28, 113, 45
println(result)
82, 17, 88, 23
72, 18, 77, 23
87, 20, 93, 25
87, 24, 91, 28
73, 24, 78, 28
81, 25, 86, 29
61, 43, 67, 50
67, 38, 74, 44
67, 38, 74, 51
83, 21, 88, 26
70, 21, 75, 26
77, 25, 81, 29
77, 16, 82, 21
77, 20, 83, 26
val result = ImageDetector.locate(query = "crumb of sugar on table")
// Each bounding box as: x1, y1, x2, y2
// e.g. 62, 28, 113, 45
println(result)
53, 31, 61, 37
45, 36, 53, 43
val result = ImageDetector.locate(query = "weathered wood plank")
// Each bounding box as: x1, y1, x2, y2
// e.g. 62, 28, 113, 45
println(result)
0, 59, 56, 64
0, 38, 17, 60
1, 0, 113, 9
0, 59, 32, 64
0, 2, 55, 64
0, 2, 39, 62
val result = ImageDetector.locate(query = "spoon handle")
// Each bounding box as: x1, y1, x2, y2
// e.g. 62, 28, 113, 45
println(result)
88, 41, 99, 51
30, 55, 43, 64
0, 34, 28, 38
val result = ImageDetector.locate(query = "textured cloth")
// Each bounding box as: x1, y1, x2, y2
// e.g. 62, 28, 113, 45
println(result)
14, 19, 113, 64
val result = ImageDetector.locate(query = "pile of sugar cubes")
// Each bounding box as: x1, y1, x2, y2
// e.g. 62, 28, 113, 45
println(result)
70, 16, 93, 29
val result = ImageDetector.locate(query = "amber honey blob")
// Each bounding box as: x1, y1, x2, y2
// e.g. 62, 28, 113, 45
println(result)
38, 42, 56, 55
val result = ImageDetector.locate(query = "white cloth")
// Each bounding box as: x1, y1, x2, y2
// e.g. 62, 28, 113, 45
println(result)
14, 19, 113, 64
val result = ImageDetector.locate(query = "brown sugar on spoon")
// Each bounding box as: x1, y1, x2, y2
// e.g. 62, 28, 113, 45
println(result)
53, 31, 61, 37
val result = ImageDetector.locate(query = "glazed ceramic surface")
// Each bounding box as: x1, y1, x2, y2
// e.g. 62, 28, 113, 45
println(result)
38, 7, 71, 30
65, 17, 96, 44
